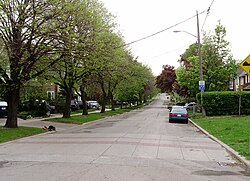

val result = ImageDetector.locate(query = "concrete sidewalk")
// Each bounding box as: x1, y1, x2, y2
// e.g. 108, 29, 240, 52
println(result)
0, 109, 110, 131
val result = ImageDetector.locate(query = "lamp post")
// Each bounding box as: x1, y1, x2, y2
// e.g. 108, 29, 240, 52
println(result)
174, 11, 205, 115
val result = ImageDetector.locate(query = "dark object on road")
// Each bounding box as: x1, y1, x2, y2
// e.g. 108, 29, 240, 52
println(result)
169, 106, 188, 124
43, 125, 56, 131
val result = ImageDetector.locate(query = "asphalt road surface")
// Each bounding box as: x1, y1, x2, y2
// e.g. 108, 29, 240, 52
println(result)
0, 94, 249, 180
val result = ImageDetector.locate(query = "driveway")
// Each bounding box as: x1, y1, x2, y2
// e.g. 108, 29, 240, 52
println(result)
0, 94, 249, 180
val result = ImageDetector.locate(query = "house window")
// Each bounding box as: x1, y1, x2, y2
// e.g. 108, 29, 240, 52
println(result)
47, 91, 55, 100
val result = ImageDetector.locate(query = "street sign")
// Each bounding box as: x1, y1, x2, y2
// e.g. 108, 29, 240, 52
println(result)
240, 55, 250, 75
199, 81, 205, 91
199, 85, 205, 90
199, 81, 205, 86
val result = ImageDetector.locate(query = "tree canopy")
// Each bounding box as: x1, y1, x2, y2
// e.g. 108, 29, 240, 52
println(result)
176, 22, 237, 97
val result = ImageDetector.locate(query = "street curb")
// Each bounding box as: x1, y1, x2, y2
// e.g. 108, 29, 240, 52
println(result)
189, 119, 250, 172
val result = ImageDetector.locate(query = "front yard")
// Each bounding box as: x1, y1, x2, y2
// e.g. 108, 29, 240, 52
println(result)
0, 126, 46, 143
192, 115, 250, 160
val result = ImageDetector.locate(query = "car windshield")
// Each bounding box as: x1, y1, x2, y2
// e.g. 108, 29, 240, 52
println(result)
0, 101, 7, 106
171, 106, 187, 113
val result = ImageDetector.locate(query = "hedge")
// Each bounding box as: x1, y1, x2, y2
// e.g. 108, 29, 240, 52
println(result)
196, 91, 250, 116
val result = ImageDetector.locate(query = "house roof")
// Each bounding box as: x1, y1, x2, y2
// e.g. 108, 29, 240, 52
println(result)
237, 67, 247, 77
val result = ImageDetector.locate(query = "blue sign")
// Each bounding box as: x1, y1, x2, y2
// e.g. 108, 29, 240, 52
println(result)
199, 85, 205, 91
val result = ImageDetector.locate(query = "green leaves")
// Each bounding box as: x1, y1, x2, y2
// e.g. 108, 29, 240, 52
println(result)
176, 22, 237, 97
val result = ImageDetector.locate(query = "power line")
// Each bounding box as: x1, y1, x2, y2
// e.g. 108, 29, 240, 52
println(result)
141, 43, 192, 63
201, 0, 215, 32
117, 11, 206, 48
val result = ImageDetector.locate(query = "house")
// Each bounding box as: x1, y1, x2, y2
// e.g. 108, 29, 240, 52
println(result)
230, 68, 250, 91
43, 83, 60, 99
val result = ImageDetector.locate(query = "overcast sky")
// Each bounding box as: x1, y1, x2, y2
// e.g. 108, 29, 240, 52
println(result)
101, 0, 249, 75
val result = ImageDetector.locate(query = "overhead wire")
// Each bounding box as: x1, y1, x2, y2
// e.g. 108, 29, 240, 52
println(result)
116, 11, 206, 48
201, 0, 215, 32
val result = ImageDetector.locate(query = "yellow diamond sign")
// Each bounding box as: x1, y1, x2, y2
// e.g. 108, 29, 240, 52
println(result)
240, 55, 250, 75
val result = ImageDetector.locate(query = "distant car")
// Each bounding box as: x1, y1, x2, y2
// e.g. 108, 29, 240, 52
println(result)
70, 100, 79, 111
78, 100, 83, 109
167, 102, 173, 110
176, 102, 186, 106
0, 101, 8, 117
87, 101, 100, 110
184, 102, 196, 110
169, 106, 188, 124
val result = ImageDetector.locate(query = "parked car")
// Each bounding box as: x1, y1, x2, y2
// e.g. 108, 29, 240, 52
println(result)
78, 100, 83, 109
87, 100, 100, 110
70, 100, 79, 111
19, 99, 55, 117
0, 101, 8, 117
184, 102, 196, 110
169, 106, 188, 124
167, 102, 173, 110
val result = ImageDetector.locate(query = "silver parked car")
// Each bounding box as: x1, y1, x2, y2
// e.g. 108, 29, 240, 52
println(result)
87, 101, 100, 110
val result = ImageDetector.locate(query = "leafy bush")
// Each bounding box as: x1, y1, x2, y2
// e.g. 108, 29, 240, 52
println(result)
197, 91, 250, 116
18, 111, 33, 120
18, 100, 49, 117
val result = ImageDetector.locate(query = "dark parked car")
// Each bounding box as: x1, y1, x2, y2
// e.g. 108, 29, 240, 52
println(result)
0, 101, 8, 117
169, 106, 188, 124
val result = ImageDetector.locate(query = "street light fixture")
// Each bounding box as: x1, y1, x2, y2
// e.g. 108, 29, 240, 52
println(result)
173, 30, 197, 38
174, 11, 205, 115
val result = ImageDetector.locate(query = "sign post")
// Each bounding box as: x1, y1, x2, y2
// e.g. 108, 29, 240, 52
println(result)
199, 80, 205, 91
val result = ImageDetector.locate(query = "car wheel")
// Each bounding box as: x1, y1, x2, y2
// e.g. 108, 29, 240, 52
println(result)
185, 120, 188, 124
169, 119, 172, 123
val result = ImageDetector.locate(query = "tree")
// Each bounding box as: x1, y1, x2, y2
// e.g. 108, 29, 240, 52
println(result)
0, 0, 67, 128
202, 21, 237, 91
176, 22, 237, 98
114, 61, 155, 105
155, 65, 176, 93
49, 0, 115, 117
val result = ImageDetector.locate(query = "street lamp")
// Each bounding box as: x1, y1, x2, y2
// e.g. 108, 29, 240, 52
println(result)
174, 11, 205, 115
173, 30, 197, 38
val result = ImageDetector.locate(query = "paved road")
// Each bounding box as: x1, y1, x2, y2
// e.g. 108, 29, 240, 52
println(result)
0, 94, 249, 180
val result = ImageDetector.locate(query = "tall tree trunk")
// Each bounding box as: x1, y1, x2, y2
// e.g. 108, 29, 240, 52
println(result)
101, 95, 107, 113
109, 92, 115, 111
80, 83, 88, 115
63, 88, 72, 118
100, 80, 106, 113
4, 85, 20, 128
108, 82, 115, 111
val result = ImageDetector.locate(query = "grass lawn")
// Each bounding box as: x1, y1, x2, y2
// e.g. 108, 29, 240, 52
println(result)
193, 116, 250, 160
0, 126, 46, 143
45, 107, 137, 124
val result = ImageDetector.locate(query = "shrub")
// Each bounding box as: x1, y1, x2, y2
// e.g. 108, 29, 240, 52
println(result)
197, 91, 250, 116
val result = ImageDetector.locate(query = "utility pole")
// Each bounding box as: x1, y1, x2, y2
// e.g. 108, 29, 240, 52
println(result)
197, 11, 205, 116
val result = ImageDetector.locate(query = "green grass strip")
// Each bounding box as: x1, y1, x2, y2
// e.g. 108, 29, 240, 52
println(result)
45, 107, 138, 124
193, 116, 250, 160
0, 126, 46, 143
